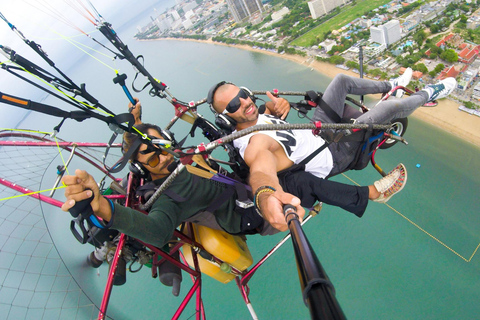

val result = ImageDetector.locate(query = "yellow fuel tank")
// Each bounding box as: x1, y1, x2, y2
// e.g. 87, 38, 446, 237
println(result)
182, 224, 253, 283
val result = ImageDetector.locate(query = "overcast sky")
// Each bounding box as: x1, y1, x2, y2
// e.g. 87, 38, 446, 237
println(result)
0, 0, 173, 127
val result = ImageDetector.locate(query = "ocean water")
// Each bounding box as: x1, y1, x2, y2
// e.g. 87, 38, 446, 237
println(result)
3, 22, 480, 320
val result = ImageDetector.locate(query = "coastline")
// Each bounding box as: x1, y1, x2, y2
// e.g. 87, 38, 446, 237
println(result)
146, 37, 480, 148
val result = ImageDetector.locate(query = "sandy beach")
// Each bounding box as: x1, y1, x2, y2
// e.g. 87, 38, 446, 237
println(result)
153, 38, 480, 148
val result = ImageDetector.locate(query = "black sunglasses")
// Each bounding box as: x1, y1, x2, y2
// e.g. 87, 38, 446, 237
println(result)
222, 88, 250, 114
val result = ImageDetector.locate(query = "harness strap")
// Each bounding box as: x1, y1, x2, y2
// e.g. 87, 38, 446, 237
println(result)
205, 186, 236, 213
305, 90, 341, 123
298, 142, 330, 167
163, 189, 189, 202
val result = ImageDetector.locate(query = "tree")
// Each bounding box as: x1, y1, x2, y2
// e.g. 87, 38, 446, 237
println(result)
465, 101, 475, 109
414, 63, 428, 74
346, 60, 359, 69
329, 55, 345, 64
460, 4, 470, 12
369, 68, 382, 77
440, 49, 458, 63
413, 30, 426, 45
434, 63, 445, 73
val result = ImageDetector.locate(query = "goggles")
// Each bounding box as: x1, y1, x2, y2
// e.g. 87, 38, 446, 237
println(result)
138, 136, 170, 167
222, 88, 250, 114
138, 150, 164, 167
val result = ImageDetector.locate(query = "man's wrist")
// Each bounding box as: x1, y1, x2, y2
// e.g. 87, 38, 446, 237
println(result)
96, 196, 113, 221
253, 186, 276, 217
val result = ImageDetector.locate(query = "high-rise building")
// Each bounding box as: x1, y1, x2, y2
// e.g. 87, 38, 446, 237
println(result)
370, 20, 401, 47
183, 1, 198, 13
226, 0, 264, 23
308, 0, 349, 19
370, 26, 385, 45
383, 20, 401, 45
308, 0, 326, 19
170, 10, 181, 21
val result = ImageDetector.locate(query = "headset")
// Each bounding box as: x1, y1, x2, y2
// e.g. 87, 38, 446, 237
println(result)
207, 81, 257, 133
129, 124, 177, 179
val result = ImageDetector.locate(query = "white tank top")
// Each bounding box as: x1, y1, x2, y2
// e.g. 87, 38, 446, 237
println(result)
233, 114, 334, 178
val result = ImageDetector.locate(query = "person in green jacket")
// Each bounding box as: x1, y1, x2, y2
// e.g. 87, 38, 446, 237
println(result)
61, 122, 277, 249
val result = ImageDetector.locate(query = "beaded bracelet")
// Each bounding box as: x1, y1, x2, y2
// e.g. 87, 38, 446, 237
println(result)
253, 186, 276, 216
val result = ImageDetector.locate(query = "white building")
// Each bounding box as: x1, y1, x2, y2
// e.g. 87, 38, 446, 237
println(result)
182, 18, 193, 30
227, 0, 264, 23
364, 42, 387, 56
377, 56, 393, 69
319, 39, 336, 52
359, 19, 372, 28
467, 15, 480, 29
308, 0, 349, 19
185, 10, 195, 19
155, 18, 172, 32
370, 26, 385, 45
370, 20, 401, 47
472, 82, 480, 99
271, 7, 290, 23
171, 19, 183, 31
183, 2, 198, 13
170, 10, 181, 21
383, 20, 401, 45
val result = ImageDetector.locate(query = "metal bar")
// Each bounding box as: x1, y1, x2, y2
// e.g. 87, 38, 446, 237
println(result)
284, 205, 345, 320
0, 132, 120, 180
0, 178, 64, 207
200, 122, 392, 155
98, 173, 137, 319
0, 141, 122, 147
171, 277, 201, 320
235, 277, 258, 320
359, 43, 364, 104
49, 144, 77, 197
98, 233, 126, 320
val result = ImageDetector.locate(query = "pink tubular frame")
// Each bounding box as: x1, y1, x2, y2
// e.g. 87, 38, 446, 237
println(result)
1, 111, 401, 318
0, 131, 310, 319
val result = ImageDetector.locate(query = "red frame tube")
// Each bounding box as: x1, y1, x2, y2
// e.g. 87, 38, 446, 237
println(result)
97, 172, 137, 319
0, 178, 63, 207
0, 132, 121, 181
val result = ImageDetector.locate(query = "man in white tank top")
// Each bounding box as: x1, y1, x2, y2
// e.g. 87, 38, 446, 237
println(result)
207, 74, 457, 231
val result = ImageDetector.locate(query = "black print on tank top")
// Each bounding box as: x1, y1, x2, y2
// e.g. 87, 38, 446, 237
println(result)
264, 115, 296, 157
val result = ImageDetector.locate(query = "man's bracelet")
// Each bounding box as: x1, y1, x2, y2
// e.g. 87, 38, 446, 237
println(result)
253, 186, 276, 216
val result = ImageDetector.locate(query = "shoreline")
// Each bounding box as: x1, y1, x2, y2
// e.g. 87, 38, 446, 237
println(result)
144, 37, 480, 148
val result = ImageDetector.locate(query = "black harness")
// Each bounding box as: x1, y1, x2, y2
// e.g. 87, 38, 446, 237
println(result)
278, 91, 385, 177
136, 165, 263, 235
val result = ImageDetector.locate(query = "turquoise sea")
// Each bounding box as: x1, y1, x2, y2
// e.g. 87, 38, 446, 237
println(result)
1, 6, 480, 320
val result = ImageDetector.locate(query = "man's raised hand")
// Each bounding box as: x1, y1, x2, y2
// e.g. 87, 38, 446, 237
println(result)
266, 91, 290, 120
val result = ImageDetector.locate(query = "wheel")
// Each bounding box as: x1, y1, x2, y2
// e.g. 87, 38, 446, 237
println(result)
380, 117, 408, 149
